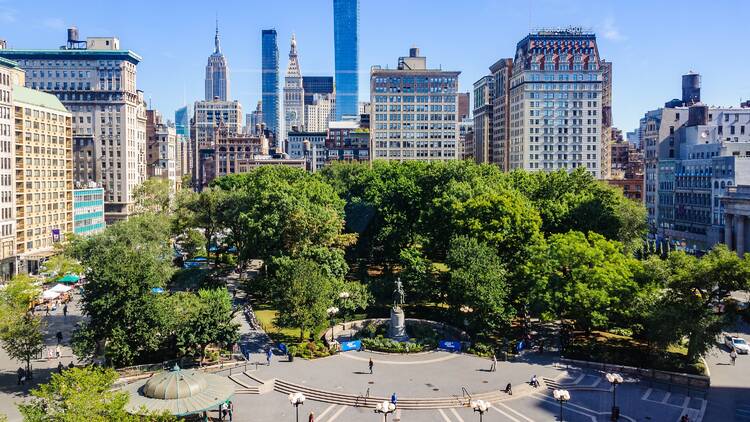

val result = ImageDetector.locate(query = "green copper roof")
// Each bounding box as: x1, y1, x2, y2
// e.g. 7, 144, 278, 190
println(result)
12, 85, 68, 113
0, 56, 19, 69
0, 49, 142, 64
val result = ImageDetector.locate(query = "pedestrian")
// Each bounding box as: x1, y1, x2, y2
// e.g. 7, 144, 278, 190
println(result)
308, 411, 315, 422
680, 415, 689, 422
56, 331, 63, 345
228, 400, 234, 421
266, 348, 272, 366
219, 401, 226, 420
68, 362, 75, 370
391, 392, 397, 407
45, 303, 50, 316
504, 382, 513, 395
57, 361, 64, 373
17, 367, 25, 385
55, 344, 61, 359
62, 303, 68, 319
490, 354, 497, 372
730, 349, 737, 366
369, 358, 373, 374
530, 374, 539, 388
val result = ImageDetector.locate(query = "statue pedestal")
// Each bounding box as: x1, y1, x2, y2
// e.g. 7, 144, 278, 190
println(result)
389, 306, 408, 341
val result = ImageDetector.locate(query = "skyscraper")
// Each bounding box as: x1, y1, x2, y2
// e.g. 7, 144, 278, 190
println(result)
333, 0, 359, 120
175, 106, 190, 138
205, 21, 230, 101
284, 34, 305, 136
262, 29, 280, 136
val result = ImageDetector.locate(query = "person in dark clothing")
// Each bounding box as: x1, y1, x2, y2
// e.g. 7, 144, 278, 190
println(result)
56, 331, 63, 345
390, 392, 397, 406
62, 304, 68, 318
504, 382, 513, 395
57, 362, 64, 373
68, 362, 75, 370
369, 358, 373, 374
17, 367, 25, 385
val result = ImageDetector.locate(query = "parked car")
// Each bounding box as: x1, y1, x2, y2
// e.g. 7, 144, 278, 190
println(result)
725, 335, 750, 354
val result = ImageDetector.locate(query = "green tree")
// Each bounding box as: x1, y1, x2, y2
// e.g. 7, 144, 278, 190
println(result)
173, 289, 239, 364
647, 246, 750, 360
272, 257, 334, 340
398, 246, 436, 303
536, 231, 642, 331
0, 314, 45, 378
133, 178, 172, 215
445, 236, 512, 333
18, 366, 175, 422
42, 254, 83, 279
72, 215, 175, 366
180, 229, 206, 260
177, 187, 225, 266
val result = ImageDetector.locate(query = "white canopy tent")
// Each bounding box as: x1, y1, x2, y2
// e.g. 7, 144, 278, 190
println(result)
49, 284, 72, 294
41, 290, 60, 301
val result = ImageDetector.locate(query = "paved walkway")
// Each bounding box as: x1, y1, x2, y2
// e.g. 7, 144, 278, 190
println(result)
703, 319, 750, 421
225, 270, 273, 362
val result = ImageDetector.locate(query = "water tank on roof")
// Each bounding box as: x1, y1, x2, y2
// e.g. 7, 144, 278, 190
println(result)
682, 72, 701, 106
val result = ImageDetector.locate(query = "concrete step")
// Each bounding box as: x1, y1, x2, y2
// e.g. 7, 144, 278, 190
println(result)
273, 378, 520, 410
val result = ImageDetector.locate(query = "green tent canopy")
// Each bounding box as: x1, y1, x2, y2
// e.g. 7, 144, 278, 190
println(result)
58, 274, 80, 284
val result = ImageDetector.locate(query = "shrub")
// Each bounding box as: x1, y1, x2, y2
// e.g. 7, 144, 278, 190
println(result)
361, 336, 425, 353
468, 342, 494, 358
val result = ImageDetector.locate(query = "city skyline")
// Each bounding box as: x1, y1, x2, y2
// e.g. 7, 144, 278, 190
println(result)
0, 0, 748, 131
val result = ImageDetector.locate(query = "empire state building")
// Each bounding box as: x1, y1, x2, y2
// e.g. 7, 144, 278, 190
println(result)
205, 22, 230, 101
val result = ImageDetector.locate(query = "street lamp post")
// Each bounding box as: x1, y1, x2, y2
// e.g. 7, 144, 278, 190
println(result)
327, 307, 339, 344
374, 401, 396, 422
605, 373, 623, 420
288, 392, 305, 422
470, 399, 491, 422
338, 291, 350, 322
553, 389, 570, 422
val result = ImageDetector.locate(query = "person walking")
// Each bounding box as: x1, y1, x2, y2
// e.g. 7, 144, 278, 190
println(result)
490, 354, 497, 372
530, 374, 539, 388
68, 362, 74, 370
55, 344, 61, 359
369, 358, 373, 374
266, 348, 272, 366
45, 303, 50, 316
62, 303, 68, 319
228, 400, 234, 422
308, 411, 315, 422
57, 362, 64, 373
17, 367, 25, 385
391, 392, 397, 407
730, 349, 738, 366
504, 382, 513, 395
56, 331, 63, 345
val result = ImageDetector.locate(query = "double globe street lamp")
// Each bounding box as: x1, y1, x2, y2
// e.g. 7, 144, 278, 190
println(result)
375, 400, 396, 422
288, 392, 305, 422
326, 306, 339, 344
553, 389, 570, 422
605, 372, 624, 420
470, 399, 491, 422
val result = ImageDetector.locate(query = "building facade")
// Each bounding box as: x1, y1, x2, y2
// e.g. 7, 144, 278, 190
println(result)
284, 35, 305, 136
13, 85, 73, 273
721, 185, 750, 257
303, 76, 334, 105
73, 186, 104, 236
326, 121, 369, 164
287, 130, 327, 171
0, 29, 147, 223
0, 58, 21, 277
506, 29, 607, 178
459, 118, 474, 160
261, 29, 280, 136
146, 109, 177, 192
472, 75, 494, 163
333, 0, 359, 119
190, 99, 242, 188
205, 22, 229, 101
370, 47, 460, 161
305, 93, 336, 132
490, 58, 513, 169
175, 105, 189, 138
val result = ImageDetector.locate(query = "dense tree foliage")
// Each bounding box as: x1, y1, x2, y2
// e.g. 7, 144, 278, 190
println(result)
0, 276, 44, 377
18, 366, 175, 422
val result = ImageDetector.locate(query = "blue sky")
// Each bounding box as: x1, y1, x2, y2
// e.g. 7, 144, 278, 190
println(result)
1, 0, 748, 131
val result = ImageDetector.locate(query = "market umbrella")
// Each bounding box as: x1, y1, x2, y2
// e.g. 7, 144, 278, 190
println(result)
58, 274, 80, 284
50, 284, 73, 294
41, 290, 60, 300
123, 366, 235, 417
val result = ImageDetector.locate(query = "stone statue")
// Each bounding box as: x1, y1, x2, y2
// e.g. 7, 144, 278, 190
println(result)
393, 277, 405, 307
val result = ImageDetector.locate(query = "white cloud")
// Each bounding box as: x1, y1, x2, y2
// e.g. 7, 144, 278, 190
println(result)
599, 17, 626, 42
41, 17, 66, 30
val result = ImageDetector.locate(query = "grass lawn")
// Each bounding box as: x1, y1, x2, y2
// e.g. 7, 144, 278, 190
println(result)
254, 309, 317, 344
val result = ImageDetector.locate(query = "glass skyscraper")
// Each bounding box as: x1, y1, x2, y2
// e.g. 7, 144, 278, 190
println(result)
262, 29, 280, 135
333, 0, 359, 120
175, 106, 189, 138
